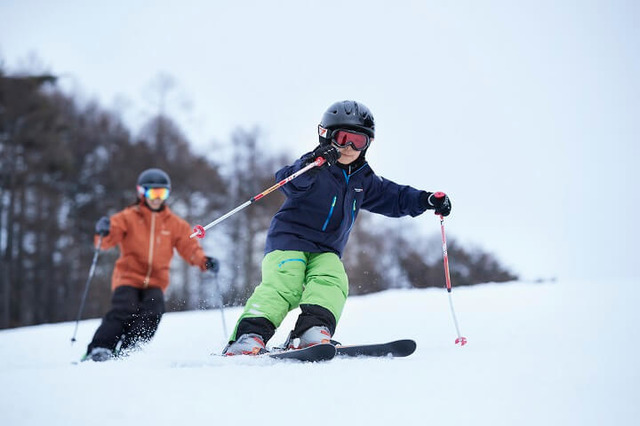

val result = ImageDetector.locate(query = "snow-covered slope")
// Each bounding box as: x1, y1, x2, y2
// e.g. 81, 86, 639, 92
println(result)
1, 280, 638, 426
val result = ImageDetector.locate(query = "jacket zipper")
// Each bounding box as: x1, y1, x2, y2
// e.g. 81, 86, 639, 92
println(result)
341, 169, 358, 233
143, 212, 157, 288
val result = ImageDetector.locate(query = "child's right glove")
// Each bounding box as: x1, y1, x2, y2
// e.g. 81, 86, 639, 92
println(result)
308, 144, 341, 167
421, 191, 452, 217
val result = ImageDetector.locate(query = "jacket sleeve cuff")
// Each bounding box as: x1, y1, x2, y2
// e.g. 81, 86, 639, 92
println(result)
419, 191, 434, 210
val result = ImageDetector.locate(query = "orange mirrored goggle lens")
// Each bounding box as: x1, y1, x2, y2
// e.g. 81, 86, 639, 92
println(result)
138, 186, 170, 200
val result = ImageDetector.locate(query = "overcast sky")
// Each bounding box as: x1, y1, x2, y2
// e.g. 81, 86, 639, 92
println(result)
2, 0, 638, 282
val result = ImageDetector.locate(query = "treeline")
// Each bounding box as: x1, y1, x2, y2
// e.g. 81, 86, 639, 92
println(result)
0, 71, 517, 330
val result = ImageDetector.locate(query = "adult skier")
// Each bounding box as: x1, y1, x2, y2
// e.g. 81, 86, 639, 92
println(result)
83, 168, 219, 361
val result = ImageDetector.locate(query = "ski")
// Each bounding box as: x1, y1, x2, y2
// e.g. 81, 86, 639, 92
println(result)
266, 343, 336, 362
335, 339, 417, 358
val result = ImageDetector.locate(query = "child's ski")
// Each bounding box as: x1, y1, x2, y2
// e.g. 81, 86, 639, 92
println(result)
266, 343, 336, 362
335, 339, 416, 358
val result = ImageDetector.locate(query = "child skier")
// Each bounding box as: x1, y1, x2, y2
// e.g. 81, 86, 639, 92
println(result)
223, 100, 451, 355
83, 168, 219, 361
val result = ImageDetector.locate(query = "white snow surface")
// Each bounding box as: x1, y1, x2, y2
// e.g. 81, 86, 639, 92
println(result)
1, 280, 638, 426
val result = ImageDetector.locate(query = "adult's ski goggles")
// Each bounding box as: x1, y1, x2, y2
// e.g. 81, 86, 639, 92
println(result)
319, 125, 372, 151
137, 185, 170, 201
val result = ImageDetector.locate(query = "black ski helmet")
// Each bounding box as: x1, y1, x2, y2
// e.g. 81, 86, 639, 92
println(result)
318, 100, 375, 145
137, 168, 171, 192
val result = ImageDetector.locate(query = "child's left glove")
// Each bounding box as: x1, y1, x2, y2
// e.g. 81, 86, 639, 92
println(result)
420, 191, 452, 217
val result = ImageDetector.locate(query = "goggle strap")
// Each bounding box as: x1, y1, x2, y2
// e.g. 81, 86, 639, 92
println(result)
318, 125, 329, 138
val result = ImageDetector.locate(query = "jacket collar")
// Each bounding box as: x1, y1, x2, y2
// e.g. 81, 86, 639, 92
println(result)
336, 155, 367, 175
135, 199, 170, 217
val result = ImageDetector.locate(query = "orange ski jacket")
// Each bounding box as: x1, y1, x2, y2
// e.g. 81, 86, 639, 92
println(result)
95, 202, 208, 292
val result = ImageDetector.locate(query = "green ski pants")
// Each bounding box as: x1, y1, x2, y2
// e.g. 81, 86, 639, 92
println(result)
230, 250, 349, 341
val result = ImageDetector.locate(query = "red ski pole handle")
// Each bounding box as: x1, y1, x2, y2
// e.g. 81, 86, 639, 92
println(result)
432, 191, 447, 216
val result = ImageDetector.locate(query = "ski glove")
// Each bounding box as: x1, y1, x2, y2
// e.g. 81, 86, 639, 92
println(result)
204, 256, 220, 273
95, 216, 110, 236
309, 144, 341, 167
421, 192, 452, 217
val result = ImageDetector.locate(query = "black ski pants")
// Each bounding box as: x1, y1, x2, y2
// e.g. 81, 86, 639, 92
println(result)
87, 285, 165, 353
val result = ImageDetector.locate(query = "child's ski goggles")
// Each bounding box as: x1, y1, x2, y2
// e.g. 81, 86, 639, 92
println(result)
137, 186, 170, 200
319, 126, 372, 151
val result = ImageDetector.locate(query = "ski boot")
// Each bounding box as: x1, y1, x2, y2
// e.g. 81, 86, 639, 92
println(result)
287, 326, 332, 350
82, 347, 114, 362
222, 333, 267, 356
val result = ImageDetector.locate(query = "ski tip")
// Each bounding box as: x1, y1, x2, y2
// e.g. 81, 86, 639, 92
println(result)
398, 339, 417, 356
385, 339, 417, 356
336, 339, 417, 358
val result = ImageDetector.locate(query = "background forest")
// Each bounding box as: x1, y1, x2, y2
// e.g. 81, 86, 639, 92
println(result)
0, 70, 517, 330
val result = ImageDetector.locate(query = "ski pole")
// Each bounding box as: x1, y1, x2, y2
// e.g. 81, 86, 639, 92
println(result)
434, 196, 467, 346
212, 270, 228, 337
70, 235, 103, 344
200, 267, 228, 338
190, 156, 326, 239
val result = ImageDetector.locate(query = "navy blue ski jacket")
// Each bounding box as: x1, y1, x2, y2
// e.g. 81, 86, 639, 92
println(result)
264, 154, 428, 258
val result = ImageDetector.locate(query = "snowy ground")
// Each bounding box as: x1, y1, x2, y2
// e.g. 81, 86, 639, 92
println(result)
1, 279, 638, 426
